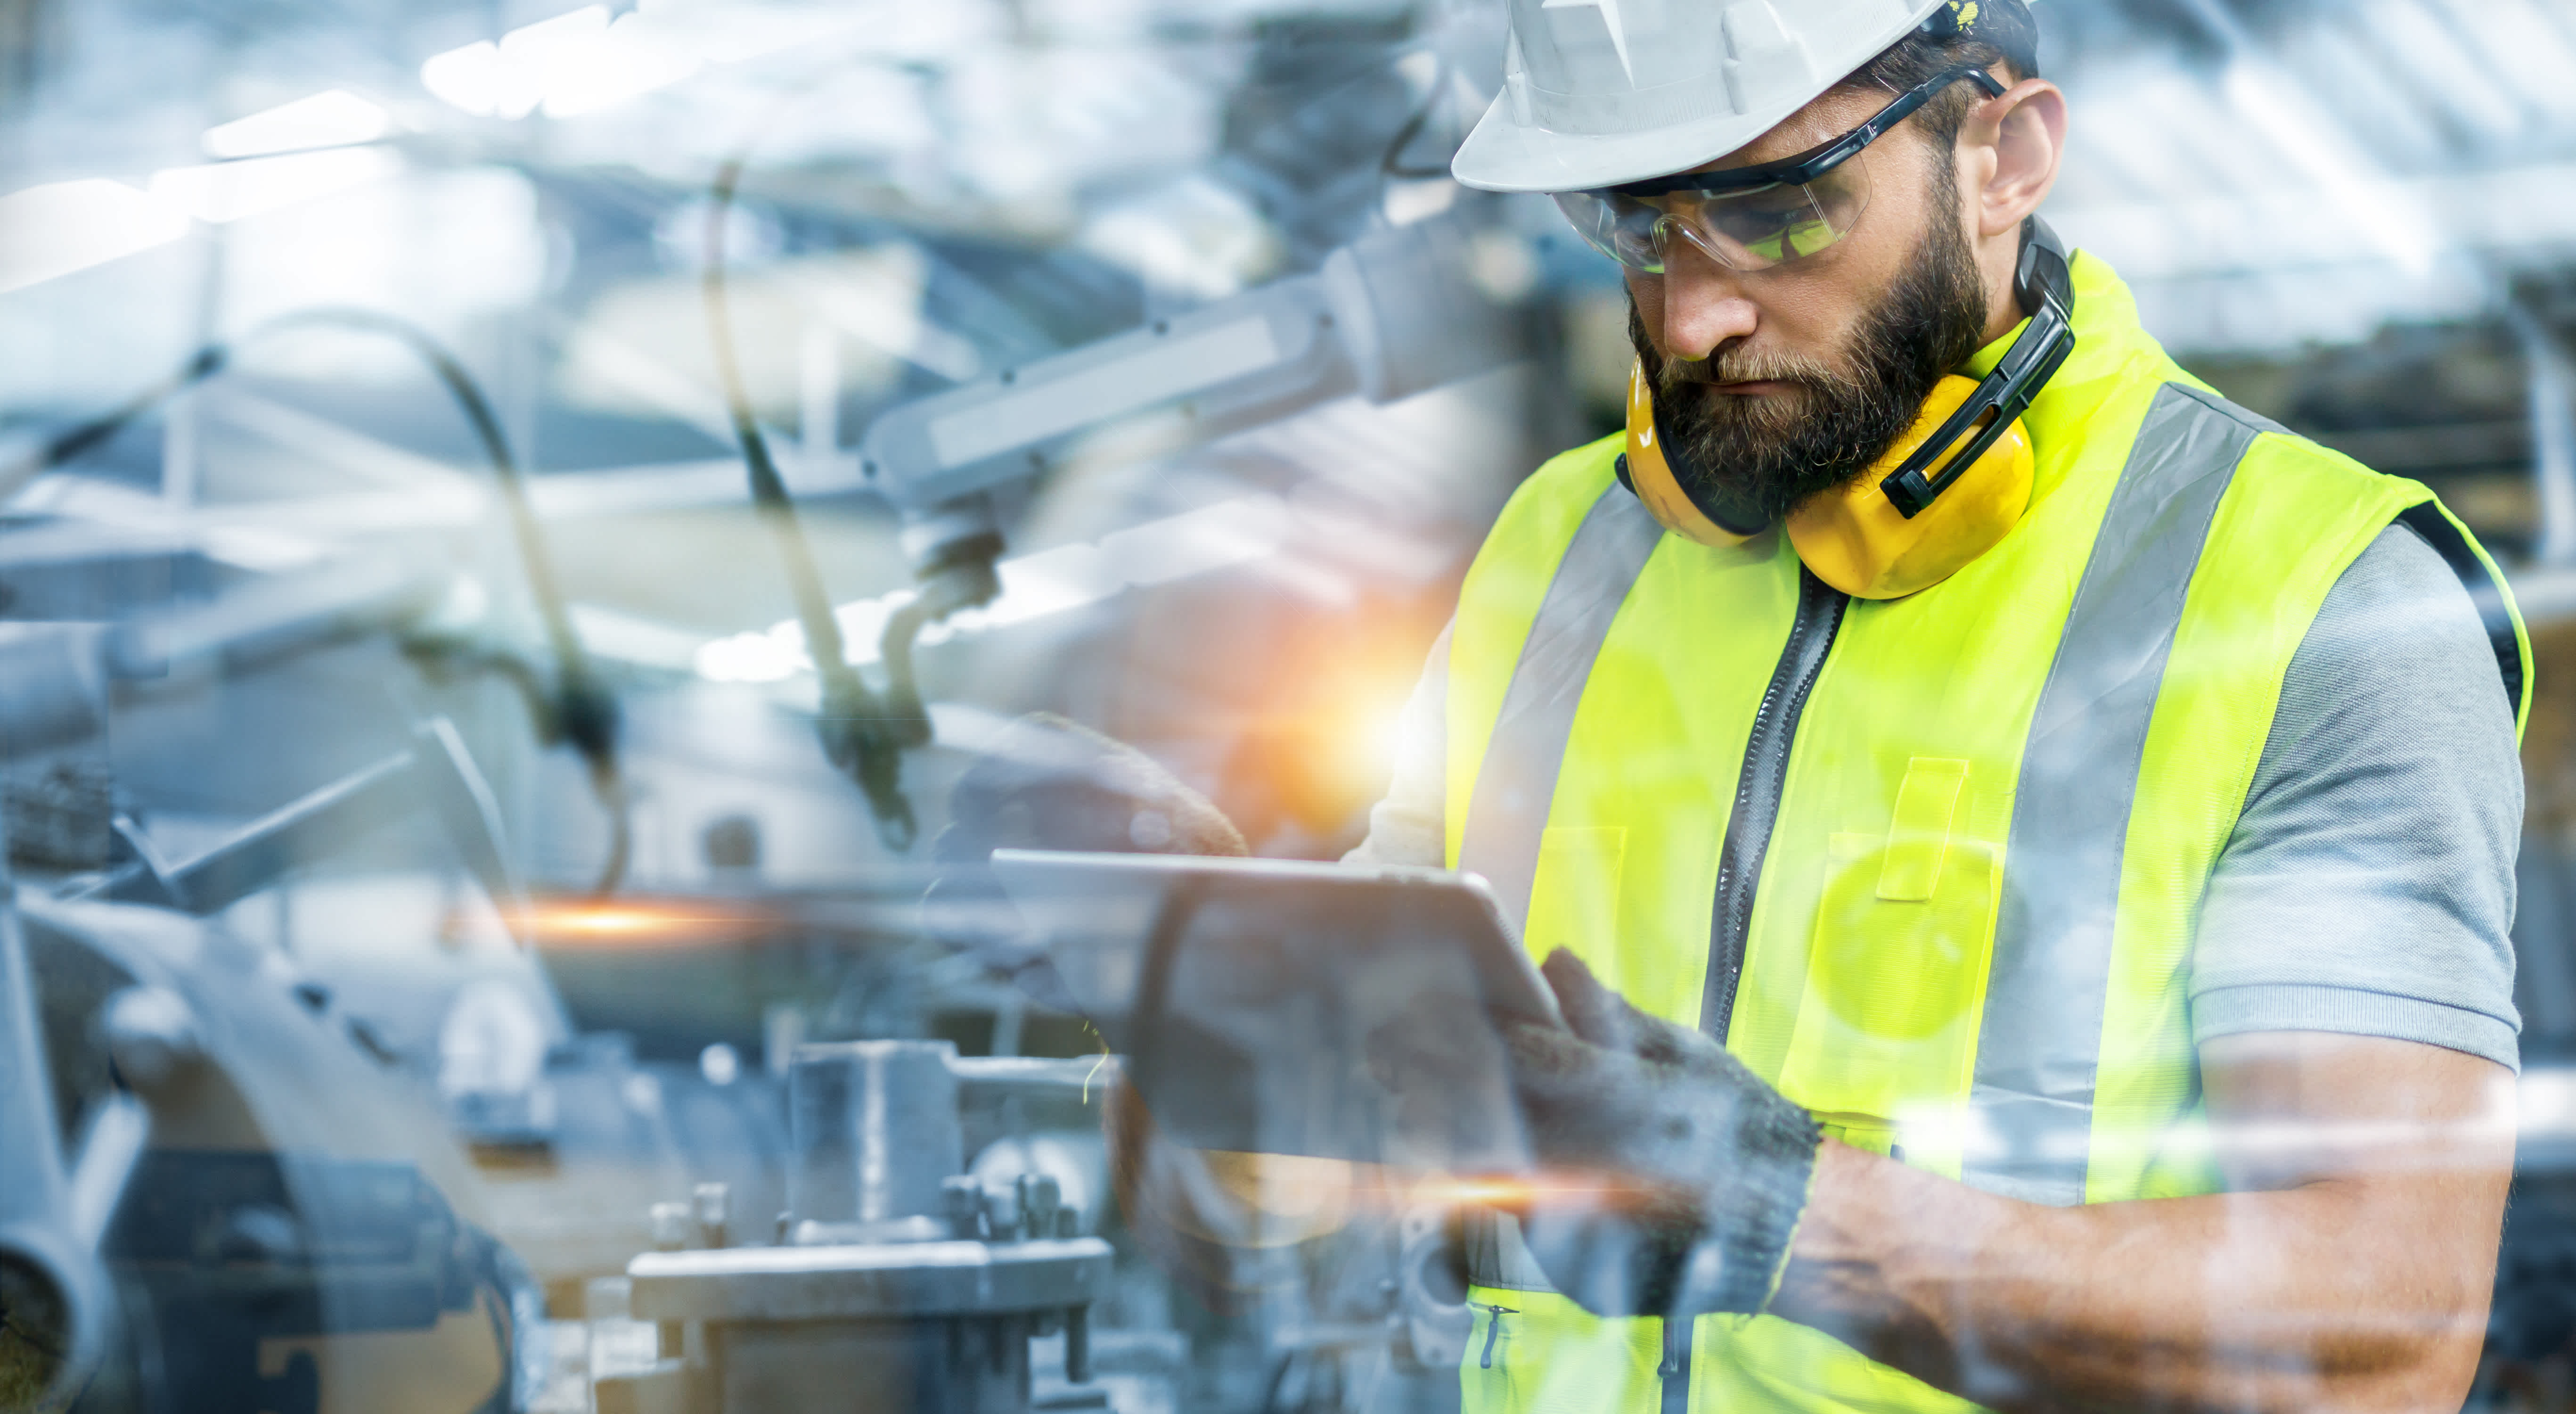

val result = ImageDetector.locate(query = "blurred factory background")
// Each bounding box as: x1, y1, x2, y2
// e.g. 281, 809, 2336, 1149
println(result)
6, 0, 2576, 1411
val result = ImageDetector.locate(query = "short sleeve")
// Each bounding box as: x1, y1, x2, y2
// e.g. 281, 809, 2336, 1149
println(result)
2189, 520, 2525, 1071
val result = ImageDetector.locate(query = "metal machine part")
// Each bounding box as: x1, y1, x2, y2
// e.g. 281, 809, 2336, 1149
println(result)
859, 213, 1512, 581
0, 905, 120, 1414
0, 575, 546, 1413
597, 1041, 1113, 1414
1391, 1204, 1472, 1373
0, 534, 571, 1414
62, 716, 521, 924
0, 554, 438, 768
786, 1041, 964, 1238
94, 1149, 533, 1414
5, 893, 533, 1414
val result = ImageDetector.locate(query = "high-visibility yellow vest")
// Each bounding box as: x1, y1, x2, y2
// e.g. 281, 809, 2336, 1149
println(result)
1442, 253, 2532, 1414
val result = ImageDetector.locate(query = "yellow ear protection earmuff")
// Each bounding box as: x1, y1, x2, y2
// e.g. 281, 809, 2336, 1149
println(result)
1621, 353, 1769, 548
1616, 219, 2078, 599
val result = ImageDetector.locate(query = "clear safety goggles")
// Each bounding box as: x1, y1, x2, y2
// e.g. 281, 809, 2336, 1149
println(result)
1552, 64, 2009, 274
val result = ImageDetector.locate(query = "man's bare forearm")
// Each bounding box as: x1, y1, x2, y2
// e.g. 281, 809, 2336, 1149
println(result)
1768, 1136, 2502, 1414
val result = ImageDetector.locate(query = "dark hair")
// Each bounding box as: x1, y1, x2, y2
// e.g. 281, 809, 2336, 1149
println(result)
1841, 0, 2040, 154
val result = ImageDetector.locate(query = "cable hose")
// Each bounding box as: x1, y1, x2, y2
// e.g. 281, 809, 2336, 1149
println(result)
1380, 53, 1457, 182
14, 308, 632, 896
701, 154, 928, 849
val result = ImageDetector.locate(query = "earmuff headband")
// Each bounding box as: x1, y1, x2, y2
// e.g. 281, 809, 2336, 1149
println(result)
1878, 219, 2076, 518
1920, 0, 2042, 83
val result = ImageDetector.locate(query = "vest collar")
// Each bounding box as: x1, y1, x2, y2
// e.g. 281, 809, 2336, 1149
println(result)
1960, 249, 2168, 505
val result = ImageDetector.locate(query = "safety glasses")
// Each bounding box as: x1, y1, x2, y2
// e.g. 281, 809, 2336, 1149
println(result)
1553, 65, 2010, 274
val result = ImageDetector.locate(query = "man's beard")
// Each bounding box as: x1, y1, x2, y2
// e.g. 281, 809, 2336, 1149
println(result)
1630, 197, 1992, 526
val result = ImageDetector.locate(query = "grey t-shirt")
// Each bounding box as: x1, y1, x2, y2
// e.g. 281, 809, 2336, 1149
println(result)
1349, 522, 2525, 1071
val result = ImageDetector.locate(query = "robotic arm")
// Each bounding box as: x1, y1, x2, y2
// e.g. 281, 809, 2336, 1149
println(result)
860, 211, 1512, 594
846, 212, 1518, 831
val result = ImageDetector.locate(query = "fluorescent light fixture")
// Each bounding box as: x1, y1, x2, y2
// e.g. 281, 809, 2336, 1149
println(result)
540, 12, 702, 118
420, 4, 705, 122
499, 5, 610, 119
0, 147, 415, 307
421, 5, 607, 123
421, 41, 509, 118
0, 178, 194, 295
202, 89, 391, 158
148, 147, 403, 226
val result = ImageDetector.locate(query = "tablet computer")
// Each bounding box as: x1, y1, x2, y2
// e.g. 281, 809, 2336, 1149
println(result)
988, 849, 1554, 1166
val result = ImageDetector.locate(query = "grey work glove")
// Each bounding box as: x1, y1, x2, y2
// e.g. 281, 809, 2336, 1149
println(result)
1500, 949, 1823, 1319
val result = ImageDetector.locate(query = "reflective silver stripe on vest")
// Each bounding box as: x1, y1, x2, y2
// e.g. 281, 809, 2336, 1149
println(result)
1964, 384, 2278, 1206
1456, 485, 1666, 931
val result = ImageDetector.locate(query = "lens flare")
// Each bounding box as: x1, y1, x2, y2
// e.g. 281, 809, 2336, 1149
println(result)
490, 897, 772, 948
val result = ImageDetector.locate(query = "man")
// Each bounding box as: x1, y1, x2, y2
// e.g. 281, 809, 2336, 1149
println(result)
1333, 1, 2526, 1409
951, 2, 2529, 1408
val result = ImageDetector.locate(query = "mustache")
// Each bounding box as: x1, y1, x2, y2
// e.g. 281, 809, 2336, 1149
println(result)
1652, 345, 1850, 393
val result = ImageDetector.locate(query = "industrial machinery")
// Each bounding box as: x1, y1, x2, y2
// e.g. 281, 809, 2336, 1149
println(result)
591, 1042, 1113, 1414
3, 845, 539, 1414
0, 521, 548, 1414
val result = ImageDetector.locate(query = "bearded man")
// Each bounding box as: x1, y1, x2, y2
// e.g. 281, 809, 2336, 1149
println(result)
958, 1, 2530, 1408
1326, 1, 2531, 1409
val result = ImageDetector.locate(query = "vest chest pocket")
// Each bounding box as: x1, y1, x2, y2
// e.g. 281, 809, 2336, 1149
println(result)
1776, 758, 2001, 1137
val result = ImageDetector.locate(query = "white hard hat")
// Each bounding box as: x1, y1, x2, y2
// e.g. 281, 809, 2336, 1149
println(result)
1452, 0, 1953, 194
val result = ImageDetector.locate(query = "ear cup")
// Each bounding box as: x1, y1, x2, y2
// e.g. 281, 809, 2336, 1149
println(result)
1624, 360, 1759, 549
1785, 376, 2035, 600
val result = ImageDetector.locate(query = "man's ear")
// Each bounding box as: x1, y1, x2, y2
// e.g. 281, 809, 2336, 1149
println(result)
1963, 76, 2065, 240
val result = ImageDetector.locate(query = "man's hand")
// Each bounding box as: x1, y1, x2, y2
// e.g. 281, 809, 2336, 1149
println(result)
1771, 1032, 2512, 1413
1483, 964, 2509, 1412
1498, 950, 1822, 1318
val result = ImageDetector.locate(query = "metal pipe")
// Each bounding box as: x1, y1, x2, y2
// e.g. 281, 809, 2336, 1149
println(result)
105, 552, 441, 682
0, 903, 105, 1409
65, 1095, 149, 1250
62, 716, 523, 937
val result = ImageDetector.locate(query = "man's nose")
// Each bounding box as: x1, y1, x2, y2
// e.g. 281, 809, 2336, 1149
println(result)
1656, 247, 1760, 362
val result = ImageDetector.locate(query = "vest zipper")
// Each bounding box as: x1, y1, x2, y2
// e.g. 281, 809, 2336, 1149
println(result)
1661, 568, 1841, 1414
1701, 565, 1848, 1043
1659, 1318, 1693, 1414
1472, 1302, 1518, 1369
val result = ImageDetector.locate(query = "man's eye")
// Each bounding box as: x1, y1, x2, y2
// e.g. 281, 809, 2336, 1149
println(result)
1721, 202, 1806, 229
